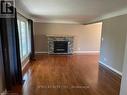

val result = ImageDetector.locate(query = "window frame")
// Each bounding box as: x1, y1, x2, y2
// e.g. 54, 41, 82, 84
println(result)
17, 14, 31, 62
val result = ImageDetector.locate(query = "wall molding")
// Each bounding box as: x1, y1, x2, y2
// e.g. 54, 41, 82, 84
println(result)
22, 59, 30, 70
99, 61, 122, 76
1, 89, 7, 94
16, 4, 127, 24
33, 19, 80, 24
35, 52, 48, 54
16, 7, 33, 20
35, 51, 99, 54
74, 51, 99, 54
86, 8, 127, 24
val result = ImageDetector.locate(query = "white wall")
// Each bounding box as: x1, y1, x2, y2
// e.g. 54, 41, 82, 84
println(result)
100, 14, 127, 74
34, 22, 102, 53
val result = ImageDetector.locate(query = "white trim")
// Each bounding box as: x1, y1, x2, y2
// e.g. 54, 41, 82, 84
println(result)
33, 19, 80, 24
25, 7, 127, 24
99, 61, 122, 76
16, 7, 34, 20
87, 8, 127, 24
35, 52, 48, 54
1, 89, 7, 94
74, 51, 100, 54
16, 6, 127, 24
22, 59, 30, 70
35, 51, 99, 54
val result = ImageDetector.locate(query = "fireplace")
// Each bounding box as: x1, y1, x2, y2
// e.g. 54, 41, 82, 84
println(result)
54, 41, 68, 53
47, 35, 74, 54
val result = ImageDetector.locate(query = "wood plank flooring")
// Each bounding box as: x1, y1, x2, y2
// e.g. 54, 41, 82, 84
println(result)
11, 54, 121, 95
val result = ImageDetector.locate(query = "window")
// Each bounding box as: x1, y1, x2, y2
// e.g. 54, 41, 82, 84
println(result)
17, 15, 31, 61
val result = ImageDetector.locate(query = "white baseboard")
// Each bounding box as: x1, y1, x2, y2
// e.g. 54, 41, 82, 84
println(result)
74, 51, 100, 54
22, 59, 30, 70
35, 51, 100, 54
35, 52, 48, 54
1, 89, 7, 94
99, 61, 122, 76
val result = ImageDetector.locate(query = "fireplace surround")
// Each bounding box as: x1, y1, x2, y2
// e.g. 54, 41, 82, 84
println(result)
47, 35, 74, 54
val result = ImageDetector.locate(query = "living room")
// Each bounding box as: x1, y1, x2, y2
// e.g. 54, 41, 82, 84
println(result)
0, 0, 127, 95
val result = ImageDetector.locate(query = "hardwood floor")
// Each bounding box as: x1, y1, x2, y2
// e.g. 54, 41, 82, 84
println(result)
11, 54, 121, 95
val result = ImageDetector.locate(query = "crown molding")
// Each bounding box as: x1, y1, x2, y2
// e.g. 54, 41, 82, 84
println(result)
33, 19, 80, 24
86, 7, 127, 24
16, 7, 34, 20
33, 7, 127, 24
16, 6, 127, 24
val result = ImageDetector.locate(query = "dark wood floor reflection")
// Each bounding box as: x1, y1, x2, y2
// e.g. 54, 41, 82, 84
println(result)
12, 54, 121, 95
